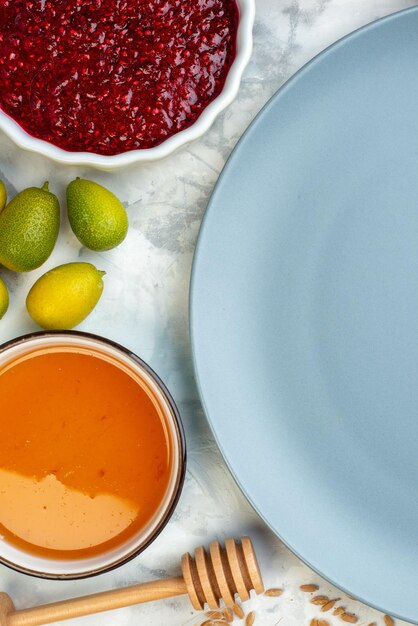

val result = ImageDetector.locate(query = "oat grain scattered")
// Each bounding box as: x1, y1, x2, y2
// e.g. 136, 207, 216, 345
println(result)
246, 611, 256, 626
300, 584, 319, 592
311, 595, 330, 606
233, 603, 245, 618
264, 588, 284, 597
321, 598, 340, 612
205, 612, 224, 620
333, 607, 345, 616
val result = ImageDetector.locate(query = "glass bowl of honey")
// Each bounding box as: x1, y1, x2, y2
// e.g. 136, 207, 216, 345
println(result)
0, 331, 186, 579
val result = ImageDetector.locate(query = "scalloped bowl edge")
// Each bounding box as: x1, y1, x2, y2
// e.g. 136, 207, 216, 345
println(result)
0, 0, 255, 170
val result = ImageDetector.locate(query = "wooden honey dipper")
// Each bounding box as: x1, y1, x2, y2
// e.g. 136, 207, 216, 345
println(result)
0, 537, 264, 626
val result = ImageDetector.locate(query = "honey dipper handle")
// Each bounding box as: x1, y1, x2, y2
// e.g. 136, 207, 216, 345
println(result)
2, 577, 187, 626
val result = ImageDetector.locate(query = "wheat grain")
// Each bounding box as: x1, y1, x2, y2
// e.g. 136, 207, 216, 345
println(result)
205, 612, 225, 620
300, 584, 319, 592
233, 602, 245, 618
264, 588, 284, 597
246, 611, 256, 626
321, 599, 340, 612
333, 607, 345, 616
311, 595, 330, 606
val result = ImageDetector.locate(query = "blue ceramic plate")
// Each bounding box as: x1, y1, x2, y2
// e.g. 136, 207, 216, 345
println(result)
190, 7, 418, 622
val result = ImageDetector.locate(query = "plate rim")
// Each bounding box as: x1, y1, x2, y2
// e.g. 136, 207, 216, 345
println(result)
190, 6, 418, 623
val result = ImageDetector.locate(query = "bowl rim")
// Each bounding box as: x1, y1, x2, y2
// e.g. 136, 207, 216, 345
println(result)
0, 0, 255, 169
0, 330, 187, 580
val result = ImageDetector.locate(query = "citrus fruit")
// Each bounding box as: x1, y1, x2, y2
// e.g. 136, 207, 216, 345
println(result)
0, 182, 60, 272
67, 178, 128, 251
0, 276, 9, 319
26, 262, 105, 330
0, 181, 7, 213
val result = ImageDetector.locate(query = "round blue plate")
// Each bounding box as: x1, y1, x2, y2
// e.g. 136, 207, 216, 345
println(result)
190, 7, 418, 622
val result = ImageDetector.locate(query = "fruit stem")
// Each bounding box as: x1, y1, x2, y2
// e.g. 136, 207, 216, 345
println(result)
98, 270, 106, 278
41, 181, 49, 191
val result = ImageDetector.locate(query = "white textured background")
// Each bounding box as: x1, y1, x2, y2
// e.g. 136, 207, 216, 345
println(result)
0, 1, 416, 624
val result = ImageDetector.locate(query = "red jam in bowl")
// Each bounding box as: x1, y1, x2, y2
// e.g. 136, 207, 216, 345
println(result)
0, 0, 239, 155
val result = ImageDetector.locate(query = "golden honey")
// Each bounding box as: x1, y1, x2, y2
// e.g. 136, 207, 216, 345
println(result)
0, 347, 173, 560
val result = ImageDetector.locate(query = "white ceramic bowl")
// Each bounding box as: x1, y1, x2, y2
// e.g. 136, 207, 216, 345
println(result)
0, 0, 254, 170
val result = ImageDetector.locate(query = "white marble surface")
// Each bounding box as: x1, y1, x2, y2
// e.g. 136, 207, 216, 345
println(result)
0, 1, 416, 624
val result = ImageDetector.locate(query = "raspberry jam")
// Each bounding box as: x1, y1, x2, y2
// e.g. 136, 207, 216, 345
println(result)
0, 0, 239, 155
